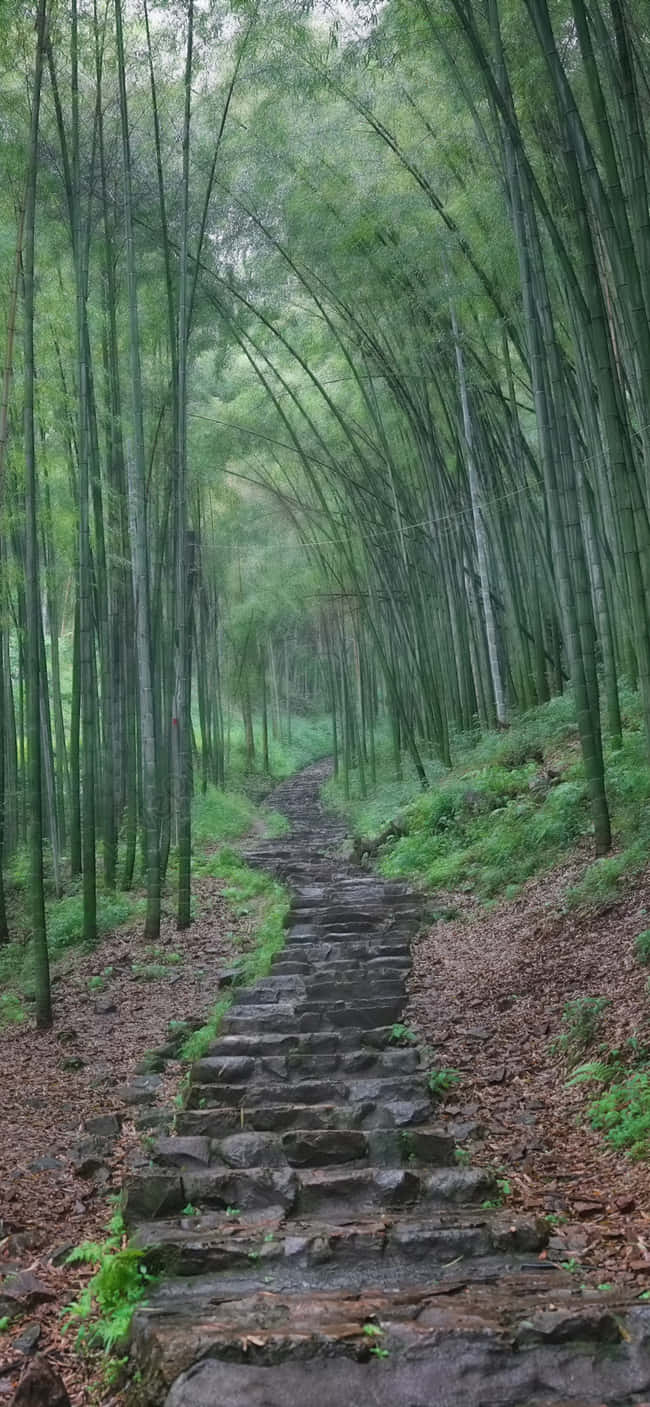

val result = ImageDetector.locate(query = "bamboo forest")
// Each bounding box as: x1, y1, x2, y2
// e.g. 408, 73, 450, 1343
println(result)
3, 1, 650, 1403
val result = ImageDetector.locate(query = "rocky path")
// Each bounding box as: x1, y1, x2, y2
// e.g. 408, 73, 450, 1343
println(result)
125, 763, 650, 1406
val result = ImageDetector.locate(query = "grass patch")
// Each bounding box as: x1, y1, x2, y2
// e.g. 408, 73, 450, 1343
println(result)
47, 892, 136, 954
0, 990, 27, 1029
191, 786, 256, 845
325, 691, 650, 907
179, 848, 290, 1062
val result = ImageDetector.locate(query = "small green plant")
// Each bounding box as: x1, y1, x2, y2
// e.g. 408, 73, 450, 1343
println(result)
636, 930, 650, 965
597, 1283, 614, 1292
88, 974, 104, 991
586, 1068, 650, 1159
560, 1258, 581, 1274
226, 1206, 241, 1218
427, 1067, 461, 1097
181, 1203, 198, 1217
0, 1316, 10, 1332
63, 1211, 157, 1351
551, 997, 610, 1065
0, 991, 26, 1028
389, 1022, 417, 1044
180, 998, 232, 1061
370, 1346, 390, 1358
454, 1146, 471, 1166
363, 1323, 383, 1337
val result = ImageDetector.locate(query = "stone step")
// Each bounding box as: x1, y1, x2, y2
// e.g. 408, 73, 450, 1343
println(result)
150, 1122, 454, 1174
123, 1161, 495, 1227
131, 1206, 548, 1279
131, 1277, 650, 1407
192, 1046, 420, 1088
186, 1079, 351, 1109
124, 764, 650, 1407
186, 1073, 430, 1110
222, 999, 406, 1035
293, 1164, 495, 1215
176, 1096, 432, 1139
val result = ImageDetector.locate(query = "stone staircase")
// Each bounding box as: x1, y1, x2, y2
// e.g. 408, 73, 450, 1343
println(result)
126, 763, 650, 1405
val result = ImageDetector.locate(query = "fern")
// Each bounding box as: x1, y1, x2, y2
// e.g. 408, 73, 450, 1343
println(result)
63, 1242, 157, 1350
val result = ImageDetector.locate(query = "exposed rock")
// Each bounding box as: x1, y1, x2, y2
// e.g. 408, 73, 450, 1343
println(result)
0, 1272, 55, 1321
119, 1074, 162, 1105
219, 1134, 285, 1169
9, 1356, 70, 1407
27, 1157, 64, 1173
93, 997, 117, 1015
13, 1323, 41, 1356
84, 1114, 121, 1139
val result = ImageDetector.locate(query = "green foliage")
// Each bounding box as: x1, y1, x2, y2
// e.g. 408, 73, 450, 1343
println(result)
63, 1211, 157, 1351
326, 694, 650, 912
635, 930, 650, 966
587, 1070, 650, 1159
389, 1022, 417, 1044
47, 892, 134, 954
0, 1317, 11, 1333
565, 843, 647, 912
326, 698, 591, 900
0, 990, 26, 1028
191, 786, 256, 845
181, 997, 233, 1062
551, 997, 610, 1064
427, 1067, 461, 1097
181, 851, 288, 1060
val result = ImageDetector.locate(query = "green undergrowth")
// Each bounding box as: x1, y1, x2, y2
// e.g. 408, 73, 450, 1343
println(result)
225, 714, 333, 791
0, 779, 288, 1029
325, 689, 650, 909
565, 1034, 650, 1160
180, 847, 290, 1061
63, 1208, 156, 1356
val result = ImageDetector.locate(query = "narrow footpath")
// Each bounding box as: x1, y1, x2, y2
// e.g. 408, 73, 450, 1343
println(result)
126, 763, 650, 1406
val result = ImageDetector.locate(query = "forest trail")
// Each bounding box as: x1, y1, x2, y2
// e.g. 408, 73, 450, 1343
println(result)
125, 764, 650, 1406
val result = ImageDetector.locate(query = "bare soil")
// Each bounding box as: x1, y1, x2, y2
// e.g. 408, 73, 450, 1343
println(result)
408, 851, 650, 1291
0, 875, 257, 1405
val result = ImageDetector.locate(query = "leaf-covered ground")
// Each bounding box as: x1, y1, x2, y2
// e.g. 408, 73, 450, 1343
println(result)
0, 874, 258, 1405
408, 850, 650, 1291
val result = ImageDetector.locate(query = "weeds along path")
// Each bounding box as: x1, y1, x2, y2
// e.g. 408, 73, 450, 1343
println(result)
125, 762, 650, 1407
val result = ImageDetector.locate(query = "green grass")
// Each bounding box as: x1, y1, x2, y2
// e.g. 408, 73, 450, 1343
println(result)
224, 715, 333, 789
325, 691, 650, 908
191, 786, 256, 845
47, 892, 136, 954
180, 848, 290, 1062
